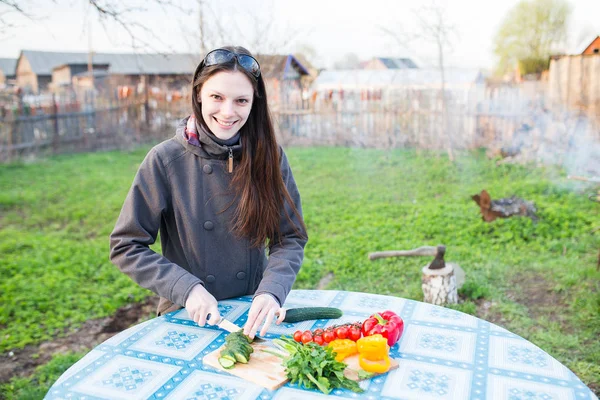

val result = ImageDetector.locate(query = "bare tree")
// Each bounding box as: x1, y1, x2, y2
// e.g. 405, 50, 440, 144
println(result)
196, 0, 207, 56
0, 0, 34, 37
333, 53, 361, 70
190, 0, 304, 57
240, 5, 302, 56
181, 1, 238, 56
380, 1, 458, 161
178, 0, 224, 56
295, 43, 318, 62
91, 1, 194, 52
0, 0, 192, 52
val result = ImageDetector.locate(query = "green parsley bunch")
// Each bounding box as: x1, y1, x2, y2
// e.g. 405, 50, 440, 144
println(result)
270, 336, 363, 395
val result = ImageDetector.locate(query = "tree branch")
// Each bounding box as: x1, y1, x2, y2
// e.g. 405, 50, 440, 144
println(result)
0, 0, 38, 34
87, 0, 179, 53
0, 0, 189, 53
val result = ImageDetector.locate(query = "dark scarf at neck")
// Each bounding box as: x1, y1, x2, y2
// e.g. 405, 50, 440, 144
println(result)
183, 117, 242, 159
203, 124, 241, 147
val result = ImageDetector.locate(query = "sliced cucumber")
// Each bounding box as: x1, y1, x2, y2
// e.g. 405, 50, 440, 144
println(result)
218, 356, 236, 369
283, 307, 343, 323
218, 350, 237, 369
233, 351, 249, 363
218, 330, 255, 369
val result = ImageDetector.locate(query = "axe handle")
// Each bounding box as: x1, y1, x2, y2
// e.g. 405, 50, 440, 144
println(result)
369, 246, 438, 260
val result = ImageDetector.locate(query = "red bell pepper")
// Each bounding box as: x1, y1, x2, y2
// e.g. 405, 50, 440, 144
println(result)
361, 310, 404, 346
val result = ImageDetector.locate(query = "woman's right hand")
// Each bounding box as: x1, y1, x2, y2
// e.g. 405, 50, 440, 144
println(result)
184, 284, 220, 327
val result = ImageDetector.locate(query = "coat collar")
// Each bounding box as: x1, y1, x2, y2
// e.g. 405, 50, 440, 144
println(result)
176, 116, 243, 160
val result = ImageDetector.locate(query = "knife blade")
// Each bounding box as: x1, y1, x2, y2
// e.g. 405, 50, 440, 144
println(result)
216, 317, 266, 342
217, 317, 243, 333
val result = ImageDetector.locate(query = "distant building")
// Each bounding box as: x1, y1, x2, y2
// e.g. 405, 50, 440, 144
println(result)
256, 54, 315, 110
362, 57, 418, 70
14, 50, 318, 110
580, 35, 600, 55
0, 58, 17, 87
313, 68, 483, 91
311, 68, 485, 111
551, 34, 600, 59
15, 50, 200, 93
52, 63, 110, 89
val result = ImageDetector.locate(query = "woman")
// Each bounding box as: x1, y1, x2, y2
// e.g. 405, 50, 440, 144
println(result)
109, 46, 307, 338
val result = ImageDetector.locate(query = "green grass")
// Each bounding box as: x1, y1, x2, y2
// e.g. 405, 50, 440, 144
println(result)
0, 150, 153, 351
0, 352, 85, 400
0, 146, 598, 396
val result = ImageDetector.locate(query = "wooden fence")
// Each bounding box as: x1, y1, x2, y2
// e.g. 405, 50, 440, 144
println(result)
1, 83, 599, 175
277, 83, 599, 155
0, 94, 189, 162
549, 55, 600, 118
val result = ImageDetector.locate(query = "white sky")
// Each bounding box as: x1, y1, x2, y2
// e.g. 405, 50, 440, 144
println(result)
1, 0, 599, 70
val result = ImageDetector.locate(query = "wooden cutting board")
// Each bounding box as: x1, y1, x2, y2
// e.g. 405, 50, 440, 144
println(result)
202, 342, 399, 391
203, 342, 289, 390
342, 353, 399, 381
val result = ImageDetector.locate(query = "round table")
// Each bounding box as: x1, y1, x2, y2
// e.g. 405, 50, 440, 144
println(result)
45, 290, 597, 399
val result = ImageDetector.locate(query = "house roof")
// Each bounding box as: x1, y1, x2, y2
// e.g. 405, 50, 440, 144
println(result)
551, 34, 600, 59
579, 35, 600, 54
73, 70, 111, 78
566, 34, 600, 55
53, 63, 110, 71
255, 54, 310, 79
19, 50, 201, 76
312, 68, 484, 90
18, 50, 314, 80
377, 57, 418, 69
292, 53, 319, 77
0, 58, 17, 77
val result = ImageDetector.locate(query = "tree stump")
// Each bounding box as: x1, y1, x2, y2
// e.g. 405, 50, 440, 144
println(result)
422, 263, 458, 305
472, 189, 537, 222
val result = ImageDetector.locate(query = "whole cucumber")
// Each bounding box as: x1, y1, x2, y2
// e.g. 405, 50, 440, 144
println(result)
283, 307, 343, 323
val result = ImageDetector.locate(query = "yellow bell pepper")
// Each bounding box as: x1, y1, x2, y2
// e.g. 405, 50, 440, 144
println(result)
356, 334, 391, 373
357, 334, 389, 359
359, 354, 392, 373
327, 339, 357, 361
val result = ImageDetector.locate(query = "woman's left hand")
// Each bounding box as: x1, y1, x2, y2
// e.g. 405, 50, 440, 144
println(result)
243, 293, 286, 339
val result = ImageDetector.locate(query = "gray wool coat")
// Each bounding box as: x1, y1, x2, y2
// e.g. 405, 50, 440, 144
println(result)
109, 119, 307, 315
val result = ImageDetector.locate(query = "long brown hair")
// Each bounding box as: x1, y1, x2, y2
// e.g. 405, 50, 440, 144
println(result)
191, 46, 306, 247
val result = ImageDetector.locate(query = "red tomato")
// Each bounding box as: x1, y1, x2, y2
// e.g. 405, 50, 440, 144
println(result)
335, 326, 349, 340
313, 328, 324, 336
301, 331, 313, 344
322, 330, 335, 343
293, 330, 303, 342
313, 335, 324, 346
349, 326, 362, 341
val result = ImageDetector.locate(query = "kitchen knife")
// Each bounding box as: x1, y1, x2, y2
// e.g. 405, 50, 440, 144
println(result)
216, 316, 266, 342
217, 317, 243, 333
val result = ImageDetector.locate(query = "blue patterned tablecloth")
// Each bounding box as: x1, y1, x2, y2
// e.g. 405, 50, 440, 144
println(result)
45, 290, 597, 400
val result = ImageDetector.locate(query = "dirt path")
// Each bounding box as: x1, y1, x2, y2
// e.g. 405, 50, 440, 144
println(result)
0, 296, 159, 385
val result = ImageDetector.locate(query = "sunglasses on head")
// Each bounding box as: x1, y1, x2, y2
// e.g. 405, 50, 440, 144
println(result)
203, 49, 261, 78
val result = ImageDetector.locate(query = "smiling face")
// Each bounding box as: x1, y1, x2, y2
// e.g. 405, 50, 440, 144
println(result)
199, 70, 254, 140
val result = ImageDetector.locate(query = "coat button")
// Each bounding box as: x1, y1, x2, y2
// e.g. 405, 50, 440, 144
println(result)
204, 221, 214, 230
236, 271, 246, 280
203, 164, 212, 174
205, 274, 216, 283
